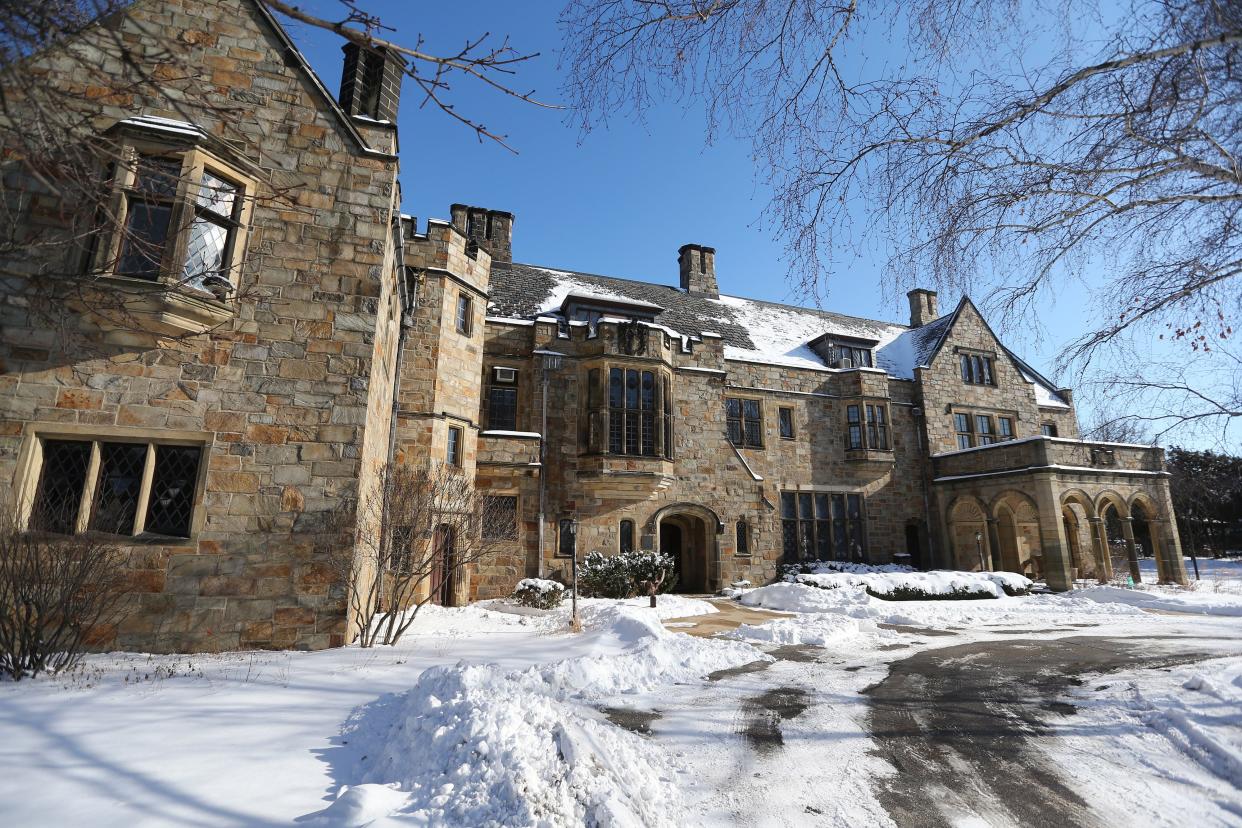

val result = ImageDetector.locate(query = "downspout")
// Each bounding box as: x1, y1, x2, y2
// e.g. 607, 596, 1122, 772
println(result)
538, 367, 547, 579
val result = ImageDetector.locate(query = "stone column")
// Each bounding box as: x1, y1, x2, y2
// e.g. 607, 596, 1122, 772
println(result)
1088, 517, 1111, 583
986, 518, 1002, 572
1153, 518, 1189, 586
1032, 475, 1074, 591
1120, 517, 1142, 584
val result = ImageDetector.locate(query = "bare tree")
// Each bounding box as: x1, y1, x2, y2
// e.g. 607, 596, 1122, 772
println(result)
320, 463, 509, 647
0, 0, 549, 341
0, 512, 131, 680
561, 1, 1241, 443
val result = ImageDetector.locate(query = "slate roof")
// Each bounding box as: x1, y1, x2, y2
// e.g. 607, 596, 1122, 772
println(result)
486, 260, 1069, 406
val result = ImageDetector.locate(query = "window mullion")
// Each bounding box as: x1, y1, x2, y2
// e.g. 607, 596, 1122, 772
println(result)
76, 441, 102, 534
132, 443, 157, 536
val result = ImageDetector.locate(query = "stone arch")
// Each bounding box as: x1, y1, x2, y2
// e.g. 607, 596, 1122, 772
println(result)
947, 495, 989, 572
1095, 490, 1131, 521
1061, 490, 1108, 582
648, 502, 724, 535
1060, 489, 1098, 520
990, 491, 1042, 577
651, 502, 723, 593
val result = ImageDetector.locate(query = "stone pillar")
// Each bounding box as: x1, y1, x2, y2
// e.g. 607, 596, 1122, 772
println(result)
1120, 517, 1142, 584
1153, 518, 1189, 586
1088, 517, 1111, 583
986, 518, 1002, 572
1032, 476, 1074, 591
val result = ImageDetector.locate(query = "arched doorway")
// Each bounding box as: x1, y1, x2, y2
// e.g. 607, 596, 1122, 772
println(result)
947, 497, 989, 571
991, 492, 1042, 578
1130, 497, 1162, 581
652, 503, 721, 593
1098, 493, 1136, 583
1061, 490, 1105, 582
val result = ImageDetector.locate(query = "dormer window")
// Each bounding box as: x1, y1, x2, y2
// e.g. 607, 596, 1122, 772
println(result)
809, 334, 876, 369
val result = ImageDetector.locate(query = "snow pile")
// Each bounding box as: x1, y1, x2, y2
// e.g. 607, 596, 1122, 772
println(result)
727, 613, 875, 648
317, 604, 762, 826
793, 569, 1032, 598
740, 581, 877, 616
538, 604, 761, 700
1076, 585, 1242, 617
325, 663, 681, 828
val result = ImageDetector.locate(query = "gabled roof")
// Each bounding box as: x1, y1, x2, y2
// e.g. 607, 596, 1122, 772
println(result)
901, 296, 1070, 408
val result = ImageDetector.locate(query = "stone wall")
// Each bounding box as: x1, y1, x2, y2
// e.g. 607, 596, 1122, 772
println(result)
0, 0, 402, 651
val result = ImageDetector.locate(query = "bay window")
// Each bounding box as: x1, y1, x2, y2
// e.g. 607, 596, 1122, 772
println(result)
588, 366, 672, 458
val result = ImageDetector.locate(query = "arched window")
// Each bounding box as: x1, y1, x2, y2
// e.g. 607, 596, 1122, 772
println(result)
736, 519, 750, 555
619, 519, 635, 553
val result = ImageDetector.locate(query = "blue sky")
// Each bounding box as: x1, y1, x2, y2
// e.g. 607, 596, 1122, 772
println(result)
279, 2, 1113, 392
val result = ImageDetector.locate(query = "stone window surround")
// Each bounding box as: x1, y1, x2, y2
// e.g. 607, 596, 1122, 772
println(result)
619, 518, 635, 553
779, 489, 868, 561
735, 518, 751, 556
11, 423, 213, 540
778, 406, 795, 440
844, 397, 892, 452
483, 361, 520, 431
726, 394, 765, 449
89, 137, 257, 301
455, 292, 473, 336
955, 346, 997, 387
951, 404, 1022, 448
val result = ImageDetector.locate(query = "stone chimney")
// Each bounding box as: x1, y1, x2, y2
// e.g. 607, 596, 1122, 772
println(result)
907, 288, 939, 327
678, 244, 718, 299
339, 43, 403, 121
449, 204, 514, 263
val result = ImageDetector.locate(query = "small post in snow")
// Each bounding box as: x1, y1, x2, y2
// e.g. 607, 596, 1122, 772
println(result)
569, 519, 581, 632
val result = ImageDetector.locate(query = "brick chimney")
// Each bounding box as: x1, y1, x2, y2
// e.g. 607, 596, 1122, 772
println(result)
449, 204, 514, 263
339, 43, 403, 121
907, 288, 939, 327
678, 244, 718, 299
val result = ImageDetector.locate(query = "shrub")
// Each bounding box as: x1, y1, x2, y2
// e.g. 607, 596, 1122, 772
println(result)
866, 585, 997, 601
511, 578, 565, 609
578, 552, 635, 598
1, 528, 130, 680
578, 550, 677, 599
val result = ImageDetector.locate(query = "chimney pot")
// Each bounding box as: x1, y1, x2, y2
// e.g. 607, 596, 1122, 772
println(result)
907, 288, 939, 327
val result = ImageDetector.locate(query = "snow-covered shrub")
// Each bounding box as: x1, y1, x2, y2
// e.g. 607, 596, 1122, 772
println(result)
578, 550, 677, 598
780, 559, 915, 580
869, 584, 997, 601
512, 578, 565, 609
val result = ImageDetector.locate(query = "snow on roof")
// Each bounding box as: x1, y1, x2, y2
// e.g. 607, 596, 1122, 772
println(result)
485, 261, 1067, 393
710, 293, 913, 375
115, 115, 207, 139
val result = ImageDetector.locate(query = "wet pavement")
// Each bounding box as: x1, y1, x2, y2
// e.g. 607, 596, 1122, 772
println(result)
864, 636, 1220, 827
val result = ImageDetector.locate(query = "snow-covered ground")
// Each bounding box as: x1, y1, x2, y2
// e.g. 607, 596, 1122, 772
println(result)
5, 568, 1242, 826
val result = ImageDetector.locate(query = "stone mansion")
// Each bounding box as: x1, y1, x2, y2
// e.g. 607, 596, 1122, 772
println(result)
0, 0, 1187, 652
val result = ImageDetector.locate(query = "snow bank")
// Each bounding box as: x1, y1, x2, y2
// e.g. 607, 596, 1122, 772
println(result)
793, 569, 1032, 598
726, 613, 873, 648
739, 580, 1143, 629
1077, 586, 1242, 617
318, 604, 762, 826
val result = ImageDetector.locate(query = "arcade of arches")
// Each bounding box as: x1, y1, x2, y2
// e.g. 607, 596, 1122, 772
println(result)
940, 480, 1187, 591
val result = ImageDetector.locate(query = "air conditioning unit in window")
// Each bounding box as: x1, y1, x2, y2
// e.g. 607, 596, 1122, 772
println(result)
835, 358, 854, 369
493, 367, 517, 384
